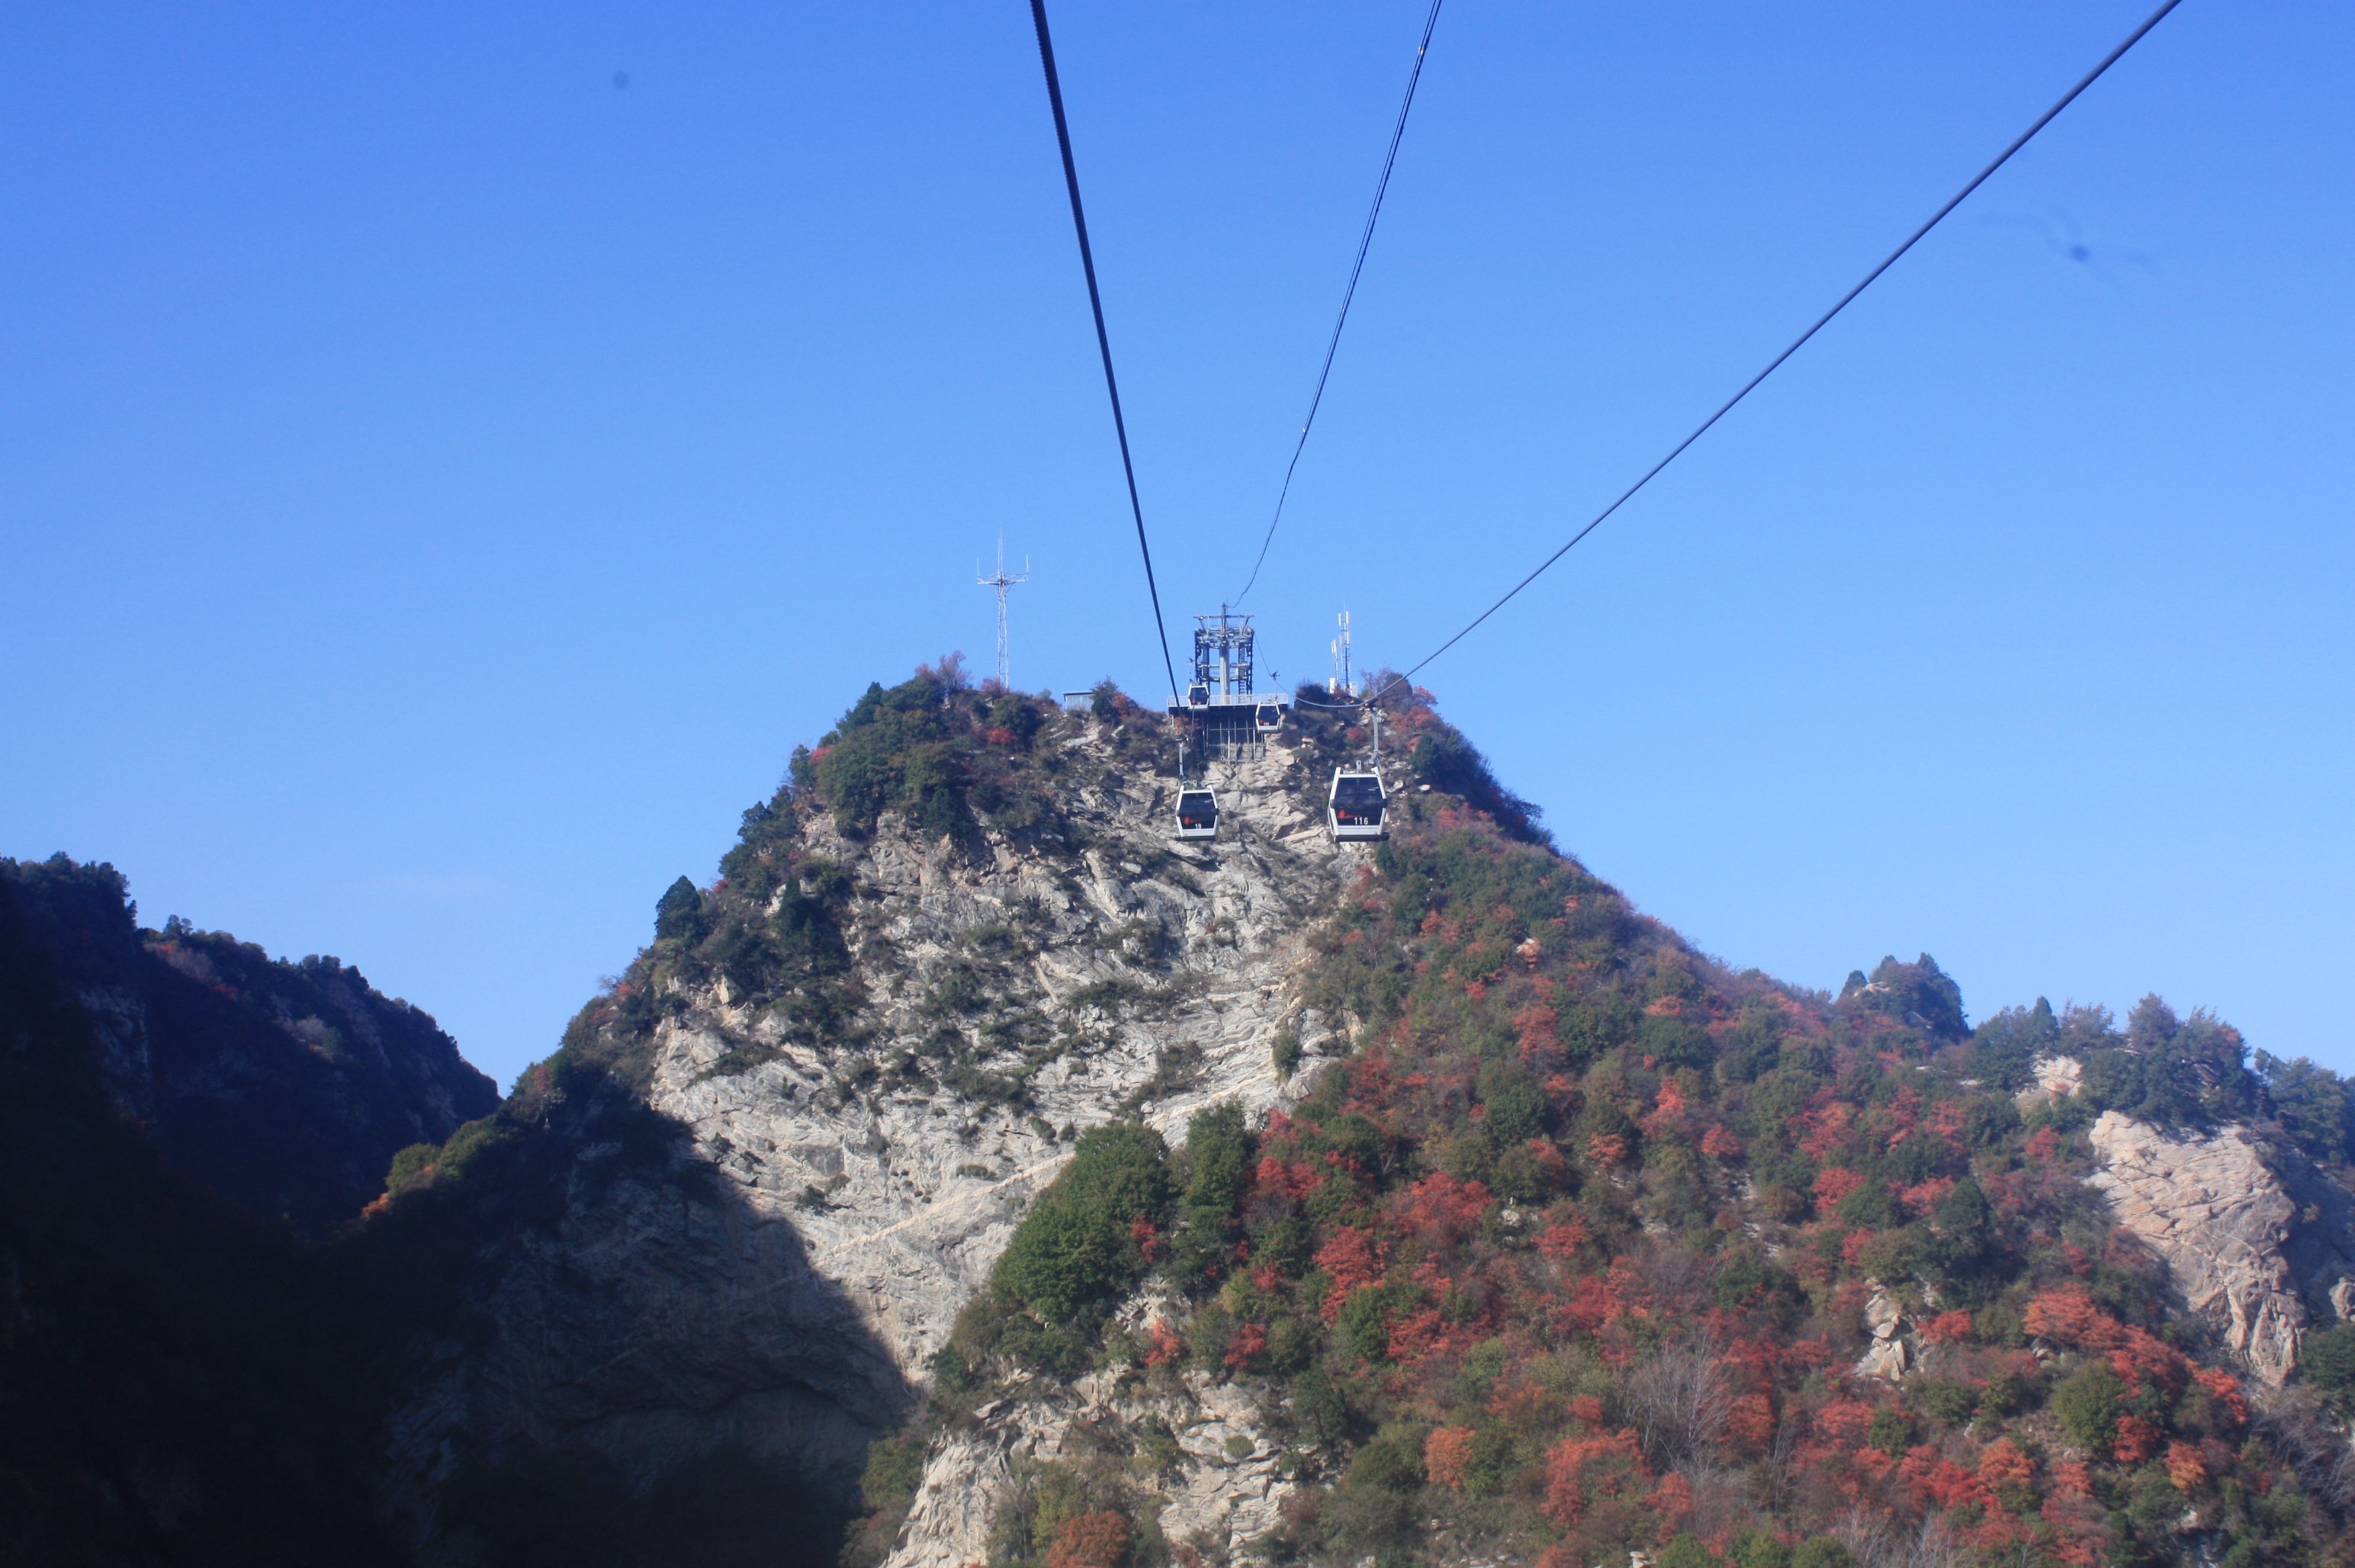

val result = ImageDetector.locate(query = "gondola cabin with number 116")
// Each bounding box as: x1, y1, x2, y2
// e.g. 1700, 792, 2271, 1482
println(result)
1328, 767, 1386, 841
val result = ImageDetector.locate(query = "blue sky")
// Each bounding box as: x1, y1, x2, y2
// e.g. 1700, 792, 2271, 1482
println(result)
5, 1, 2348, 1091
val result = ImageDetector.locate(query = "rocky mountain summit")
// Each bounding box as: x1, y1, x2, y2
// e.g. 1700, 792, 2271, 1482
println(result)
383, 728, 1357, 1547
21, 667, 2355, 1568
364, 670, 2355, 1568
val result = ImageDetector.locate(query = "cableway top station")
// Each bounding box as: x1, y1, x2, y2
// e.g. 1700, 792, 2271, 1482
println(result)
1167, 609, 1288, 760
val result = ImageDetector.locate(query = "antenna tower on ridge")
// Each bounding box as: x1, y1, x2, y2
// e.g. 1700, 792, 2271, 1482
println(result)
1331, 609, 1354, 697
976, 538, 1030, 689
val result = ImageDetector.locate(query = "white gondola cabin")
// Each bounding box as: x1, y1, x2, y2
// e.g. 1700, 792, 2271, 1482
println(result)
1327, 768, 1386, 841
1174, 788, 1220, 840
1253, 702, 1284, 734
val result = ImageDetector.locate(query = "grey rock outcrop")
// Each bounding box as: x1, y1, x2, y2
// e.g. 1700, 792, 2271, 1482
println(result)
384, 733, 1368, 1553
2086, 1110, 2336, 1384
885, 1364, 1292, 1568
1854, 1282, 1910, 1382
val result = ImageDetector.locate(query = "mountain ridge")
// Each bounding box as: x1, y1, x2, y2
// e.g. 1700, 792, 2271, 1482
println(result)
14, 665, 2355, 1568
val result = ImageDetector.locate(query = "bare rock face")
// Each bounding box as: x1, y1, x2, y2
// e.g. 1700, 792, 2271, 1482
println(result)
1853, 1283, 1910, 1382
2086, 1110, 2305, 1383
2023, 1054, 2083, 1104
384, 734, 1365, 1550
885, 1364, 1290, 1568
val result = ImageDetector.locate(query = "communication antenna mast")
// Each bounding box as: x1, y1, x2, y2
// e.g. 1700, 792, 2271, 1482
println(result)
976, 537, 1031, 689
1330, 609, 1354, 696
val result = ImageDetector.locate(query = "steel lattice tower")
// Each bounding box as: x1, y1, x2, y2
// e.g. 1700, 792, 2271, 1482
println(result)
976, 538, 1030, 689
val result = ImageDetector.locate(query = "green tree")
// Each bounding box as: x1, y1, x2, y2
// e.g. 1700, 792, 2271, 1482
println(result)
2055, 1360, 2125, 1449
989, 1123, 1170, 1332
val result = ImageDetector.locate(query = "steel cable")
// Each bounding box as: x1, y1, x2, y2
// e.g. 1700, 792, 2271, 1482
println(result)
1235, 0, 1446, 607
1028, 0, 1181, 700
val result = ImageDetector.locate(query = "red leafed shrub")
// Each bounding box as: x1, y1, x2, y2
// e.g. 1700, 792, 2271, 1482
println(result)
1425, 1425, 1476, 1490
1898, 1176, 1956, 1217
1586, 1134, 1629, 1168
1395, 1172, 1492, 1255
2114, 1414, 2163, 1464
2022, 1285, 2125, 1350
1569, 1395, 1608, 1428
985, 727, 1016, 745
1797, 1100, 1855, 1160
1141, 1319, 1184, 1367
1700, 1124, 1742, 1158
1730, 1393, 1776, 1450
2109, 1328, 2191, 1399
1813, 1168, 1865, 1206
1556, 1274, 1627, 1338
2025, 1126, 2061, 1162
1542, 1428, 1645, 1525
1223, 1323, 1268, 1370
1979, 1438, 2034, 1490
1647, 1471, 1694, 1533
2166, 1441, 2208, 1493
1388, 1306, 1450, 1363
1316, 1228, 1384, 1293
1537, 1215, 1589, 1261
1921, 1310, 1976, 1345
1814, 1399, 1875, 1449
2193, 1364, 2249, 1424
1640, 1079, 1691, 1139
1515, 1003, 1560, 1065
1046, 1510, 1131, 1568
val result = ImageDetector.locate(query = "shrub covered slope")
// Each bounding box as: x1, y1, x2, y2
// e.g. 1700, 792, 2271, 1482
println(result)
837, 680, 2355, 1568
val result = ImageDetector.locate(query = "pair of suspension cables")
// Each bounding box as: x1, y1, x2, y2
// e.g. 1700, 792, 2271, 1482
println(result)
1026, 0, 2186, 712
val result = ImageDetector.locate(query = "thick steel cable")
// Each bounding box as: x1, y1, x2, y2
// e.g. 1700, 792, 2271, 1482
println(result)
1235, 0, 1445, 607
1399, 0, 2186, 685
1028, 0, 1181, 702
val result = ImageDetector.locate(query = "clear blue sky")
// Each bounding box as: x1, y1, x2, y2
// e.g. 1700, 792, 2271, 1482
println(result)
5, 2, 2348, 1091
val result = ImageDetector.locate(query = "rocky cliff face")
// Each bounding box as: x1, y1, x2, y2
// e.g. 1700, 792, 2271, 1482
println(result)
0, 854, 499, 1229
384, 731, 1364, 1554
2087, 1108, 2355, 1385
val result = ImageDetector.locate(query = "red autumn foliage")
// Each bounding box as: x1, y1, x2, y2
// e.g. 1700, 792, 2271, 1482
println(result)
1813, 1168, 1865, 1206
2021, 1285, 2125, 1349
2193, 1365, 2249, 1425
1223, 1323, 1268, 1370
1046, 1510, 1131, 1568
2114, 1414, 2163, 1464
1542, 1428, 1646, 1525
1316, 1229, 1386, 1323
1537, 1216, 1589, 1261
1425, 1426, 1476, 1490
1980, 1439, 2035, 1491
1920, 1309, 1976, 1345
1731, 1393, 1777, 1450
1700, 1123, 1743, 1158
1393, 1172, 1492, 1256
1515, 1003, 1560, 1066
2166, 1441, 2208, 1493
1141, 1319, 1184, 1367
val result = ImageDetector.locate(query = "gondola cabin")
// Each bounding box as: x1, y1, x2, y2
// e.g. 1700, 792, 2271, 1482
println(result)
1253, 702, 1284, 734
1327, 769, 1386, 842
1174, 788, 1219, 840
